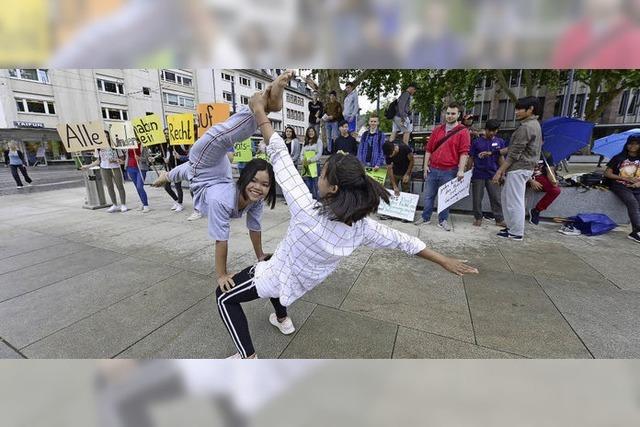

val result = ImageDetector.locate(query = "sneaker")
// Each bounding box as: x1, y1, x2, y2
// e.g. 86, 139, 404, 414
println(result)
120, 205, 128, 213
142, 206, 151, 213
226, 352, 258, 359
473, 219, 482, 227
509, 234, 524, 241
414, 217, 431, 226
558, 225, 581, 236
497, 230, 522, 240
529, 208, 540, 225
187, 211, 202, 221
171, 202, 178, 211
269, 313, 295, 335
174, 203, 184, 212
107, 205, 119, 213
27, 183, 33, 187
16, 185, 24, 189
438, 220, 452, 231
628, 232, 640, 243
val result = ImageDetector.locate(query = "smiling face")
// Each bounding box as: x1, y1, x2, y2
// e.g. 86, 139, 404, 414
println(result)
285, 128, 293, 138
445, 107, 459, 124
368, 117, 379, 131
244, 169, 271, 203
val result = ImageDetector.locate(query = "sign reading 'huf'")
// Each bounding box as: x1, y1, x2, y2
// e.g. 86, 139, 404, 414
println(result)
56, 121, 109, 153
132, 114, 166, 146
197, 103, 230, 138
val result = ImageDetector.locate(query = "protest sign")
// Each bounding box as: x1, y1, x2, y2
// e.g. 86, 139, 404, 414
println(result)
197, 103, 230, 138
132, 114, 165, 146
167, 113, 195, 145
378, 190, 420, 221
437, 170, 472, 214
232, 139, 253, 163
366, 167, 387, 185
303, 151, 318, 178
109, 122, 137, 149
56, 121, 109, 153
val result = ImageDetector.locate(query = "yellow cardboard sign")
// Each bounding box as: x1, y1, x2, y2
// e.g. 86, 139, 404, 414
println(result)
366, 167, 387, 185
167, 113, 195, 145
302, 151, 318, 178
232, 139, 253, 163
197, 103, 230, 138
132, 114, 166, 146
56, 121, 109, 153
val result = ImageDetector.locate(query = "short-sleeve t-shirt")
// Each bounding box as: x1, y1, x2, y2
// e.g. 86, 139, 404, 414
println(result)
385, 143, 413, 176
607, 153, 640, 185
469, 136, 505, 179
204, 182, 263, 241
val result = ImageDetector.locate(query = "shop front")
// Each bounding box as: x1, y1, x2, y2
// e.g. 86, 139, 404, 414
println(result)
0, 121, 74, 165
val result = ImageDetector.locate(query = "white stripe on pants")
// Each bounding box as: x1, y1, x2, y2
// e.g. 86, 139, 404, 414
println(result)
500, 169, 531, 237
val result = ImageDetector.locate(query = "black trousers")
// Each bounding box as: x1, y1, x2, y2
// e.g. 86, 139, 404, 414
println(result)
216, 264, 287, 358
10, 164, 32, 186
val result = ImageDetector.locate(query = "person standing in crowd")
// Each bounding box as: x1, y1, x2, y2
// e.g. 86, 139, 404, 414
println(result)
282, 126, 301, 168
604, 134, 640, 243
157, 136, 184, 212
390, 83, 418, 146
4, 141, 33, 189
357, 115, 386, 170
333, 120, 358, 156
323, 90, 343, 154
528, 150, 561, 225
125, 142, 151, 213
300, 127, 323, 199
81, 147, 127, 212
462, 114, 481, 140
308, 92, 323, 136
343, 81, 360, 135
172, 143, 202, 221
382, 141, 415, 197
417, 102, 471, 231
492, 97, 543, 241
468, 119, 506, 227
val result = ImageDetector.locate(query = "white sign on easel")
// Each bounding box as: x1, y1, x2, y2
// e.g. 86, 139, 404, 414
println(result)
437, 170, 472, 213
378, 190, 420, 221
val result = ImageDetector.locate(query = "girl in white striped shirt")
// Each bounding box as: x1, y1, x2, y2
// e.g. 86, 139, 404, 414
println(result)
217, 81, 478, 359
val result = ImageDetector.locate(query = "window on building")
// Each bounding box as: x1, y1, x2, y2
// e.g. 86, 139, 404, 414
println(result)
473, 101, 491, 122
255, 81, 264, 90
221, 72, 234, 82
9, 69, 50, 83
97, 77, 125, 95
240, 95, 249, 105
163, 92, 194, 108
101, 107, 128, 121
497, 100, 515, 122
223, 91, 233, 102
271, 120, 282, 131
628, 89, 639, 116
15, 98, 56, 115
161, 70, 193, 86
142, 87, 151, 95
619, 89, 640, 116
510, 71, 521, 87
239, 76, 251, 87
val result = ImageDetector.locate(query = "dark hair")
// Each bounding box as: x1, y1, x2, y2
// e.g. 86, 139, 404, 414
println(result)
447, 102, 461, 110
304, 127, 318, 146
515, 96, 541, 116
382, 141, 395, 157
237, 159, 276, 209
485, 119, 501, 131
283, 126, 297, 139
338, 119, 348, 128
407, 82, 418, 90
621, 134, 640, 156
329, 90, 337, 96
346, 81, 355, 88
317, 154, 389, 224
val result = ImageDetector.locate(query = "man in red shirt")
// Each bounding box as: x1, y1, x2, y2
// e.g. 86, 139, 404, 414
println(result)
415, 102, 471, 231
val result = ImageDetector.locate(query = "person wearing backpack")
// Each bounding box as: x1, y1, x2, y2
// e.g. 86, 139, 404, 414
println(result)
415, 102, 471, 231
389, 83, 418, 147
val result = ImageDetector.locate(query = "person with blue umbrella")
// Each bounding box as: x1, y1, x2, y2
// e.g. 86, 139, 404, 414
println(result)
603, 134, 640, 243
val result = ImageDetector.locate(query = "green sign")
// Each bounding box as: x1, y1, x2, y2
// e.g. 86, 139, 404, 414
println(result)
366, 167, 387, 185
232, 139, 253, 163
254, 152, 269, 162
302, 150, 318, 178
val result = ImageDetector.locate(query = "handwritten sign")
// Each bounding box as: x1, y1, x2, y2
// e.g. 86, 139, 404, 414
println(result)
109, 122, 137, 149
197, 103, 230, 138
303, 151, 318, 178
366, 167, 387, 185
232, 139, 253, 163
56, 121, 109, 153
132, 114, 165, 146
167, 113, 195, 145
437, 170, 472, 213
378, 190, 420, 221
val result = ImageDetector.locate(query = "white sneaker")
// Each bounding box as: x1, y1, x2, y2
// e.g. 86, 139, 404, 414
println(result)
16, 185, 24, 189
269, 313, 295, 335
226, 352, 258, 359
142, 206, 151, 213
187, 211, 202, 221
438, 220, 452, 231
120, 205, 128, 212
174, 203, 184, 212
107, 205, 119, 213
27, 183, 33, 187
171, 202, 178, 211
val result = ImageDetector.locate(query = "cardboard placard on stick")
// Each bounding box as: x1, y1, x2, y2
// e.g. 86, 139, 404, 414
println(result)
302, 150, 318, 178
232, 139, 253, 163
109, 122, 138, 149
365, 167, 387, 185
56, 121, 109, 153
132, 114, 165, 146
197, 103, 230, 138
167, 113, 195, 145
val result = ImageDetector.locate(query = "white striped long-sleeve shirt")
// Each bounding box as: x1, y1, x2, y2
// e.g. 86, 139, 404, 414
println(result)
253, 132, 427, 307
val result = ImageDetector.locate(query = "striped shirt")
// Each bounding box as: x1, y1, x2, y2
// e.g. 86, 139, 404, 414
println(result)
254, 132, 427, 306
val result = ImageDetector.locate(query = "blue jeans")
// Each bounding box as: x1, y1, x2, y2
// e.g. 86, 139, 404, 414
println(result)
421, 167, 458, 223
126, 167, 148, 206
303, 176, 319, 200
325, 121, 338, 153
